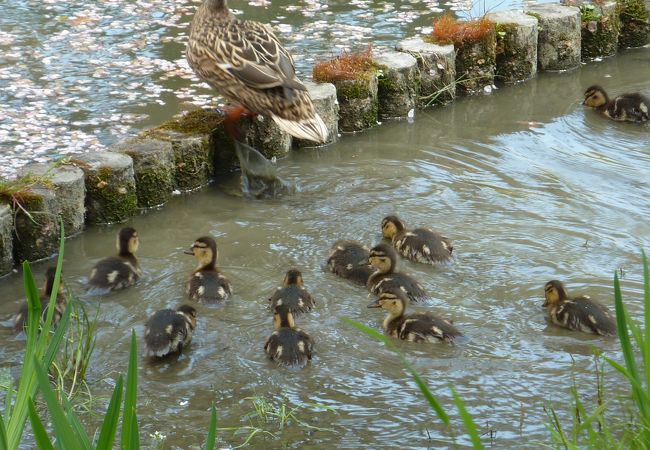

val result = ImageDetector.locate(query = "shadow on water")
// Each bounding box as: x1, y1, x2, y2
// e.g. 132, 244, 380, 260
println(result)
234, 140, 294, 199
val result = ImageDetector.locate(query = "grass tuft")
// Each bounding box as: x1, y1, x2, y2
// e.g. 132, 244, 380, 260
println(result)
431, 13, 495, 46
312, 45, 375, 83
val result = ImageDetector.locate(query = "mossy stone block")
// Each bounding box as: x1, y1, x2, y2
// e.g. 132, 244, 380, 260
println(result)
526, 4, 581, 71
240, 115, 292, 159
487, 11, 538, 84
16, 163, 86, 236
0, 205, 13, 275
618, 0, 650, 48
455, 30, 497, 95
113, 138, 175, 208
333, 74, 379, 132
374, 50, 419, 118
568, 0, 620, 60
295, 81, 339, 147
396, 37, 456, 107
12, 187, 61, 263
73, 152, 138, 224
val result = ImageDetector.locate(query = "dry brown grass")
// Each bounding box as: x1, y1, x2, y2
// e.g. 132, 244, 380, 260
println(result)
431, 13, 495, 46
312, 45, 375, 83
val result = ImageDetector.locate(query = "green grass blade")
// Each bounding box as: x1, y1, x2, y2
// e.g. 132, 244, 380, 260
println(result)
122, 330, 139, 449
43, 300, 72, 368
451, 388, 484, 449
0, 413, 8, 450
96, 375, 124, 450
643, 250, 650, 401
342, 317, 450, 425
23, 262, 42, 352
61, 394, 92, 449
33, 359, 83, 450
27, 400, 55, 450
205, 403, 218, 450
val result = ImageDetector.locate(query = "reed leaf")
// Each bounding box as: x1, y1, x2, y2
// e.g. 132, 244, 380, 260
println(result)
205, 404, 218, 450
95, 375, 124, 450
61, 394, 92, 449
451, 388, 483, 449
0, 414, 8, 450
122, 330, 139, 449
643, 250, 650, 404
27, 400, 55, 450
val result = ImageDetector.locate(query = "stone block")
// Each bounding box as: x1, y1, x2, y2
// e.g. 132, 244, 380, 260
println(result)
12, 186, 60, 263
0, 205, 13, 275
487, 10, 538, 84
526, 4, 581, 71
568, 0, 620, 60
454, 30, 497, 95
295, 81, 339, 147
374, 50, 419, 118
332, 74, 379, 132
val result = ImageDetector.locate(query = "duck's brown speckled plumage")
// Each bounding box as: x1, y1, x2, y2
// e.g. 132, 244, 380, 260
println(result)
543, 280, 617, 336
186, 0, 328, 142
369, 291, 461, 342
381, 215, 453, 265
264, 305, 313, 369
326, 240, 374, 286
269, 269, 315, 316
583, 85, 649, 123
367, 243, 428, 303
88, 228, 141, 292
186, 236, 232, 304
144, 305, 197, 358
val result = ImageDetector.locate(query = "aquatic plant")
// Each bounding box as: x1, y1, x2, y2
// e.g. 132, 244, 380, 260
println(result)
312, 45, 375, 83
431, 13, 495, 46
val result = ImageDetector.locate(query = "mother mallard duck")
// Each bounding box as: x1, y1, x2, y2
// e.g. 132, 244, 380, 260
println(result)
186, 0, 328, 143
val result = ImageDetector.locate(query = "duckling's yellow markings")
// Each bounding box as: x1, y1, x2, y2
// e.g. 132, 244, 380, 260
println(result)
90, 268, 97, 279
588, 314, 597, 325
145, 328, 150, 336
195, 272, 203, 278
422, 245, 431, 255
107, 270, 119, 284
197, 286, 205, 296
641, 103, 648, 114
297, 298, 304, 307
407, 333, 417, 342
275, 299, 283, 306
432, 326, 442, 336
217, 287, 226, 297
399, 286, 407, 293
346, 263, 353, 269
275, 346, 283, 357
297, 340, 305, 352
165, 324, 173, 335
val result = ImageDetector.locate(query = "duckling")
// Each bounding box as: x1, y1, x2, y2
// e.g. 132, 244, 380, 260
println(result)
367, 243, 428, 303
185, 236, 232, 304
144, 305, 198, 357
368, 290, 462, 342
88, 227, 141, 292
14, 266, 67, 332
381, 215, 453, 265
326, 240, 374, 286
269, 269, 315, 316
543, 280, 617, 336
264, 304, 313, 369
583, 85, 649, 123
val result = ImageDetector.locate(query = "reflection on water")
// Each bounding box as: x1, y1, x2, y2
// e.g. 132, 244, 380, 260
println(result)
1, 47, 650, 447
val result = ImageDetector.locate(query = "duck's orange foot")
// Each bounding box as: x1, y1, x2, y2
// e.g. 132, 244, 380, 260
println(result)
218, 105, 258, 141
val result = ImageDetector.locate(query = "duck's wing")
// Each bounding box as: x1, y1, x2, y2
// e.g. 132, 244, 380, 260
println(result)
554, 298, 617, 336
398, 313, 462, 342
395, 228, 453, 264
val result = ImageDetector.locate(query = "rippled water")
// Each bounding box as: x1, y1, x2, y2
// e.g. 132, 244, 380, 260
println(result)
2, 0, 650, 448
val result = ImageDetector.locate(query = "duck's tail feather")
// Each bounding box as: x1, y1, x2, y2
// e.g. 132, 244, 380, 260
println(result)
271, 113, 329, 144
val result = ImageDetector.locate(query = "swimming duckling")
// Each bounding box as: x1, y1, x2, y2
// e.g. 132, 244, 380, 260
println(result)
367, 243, 428, 303
144, 305, 198, 357
88, 227, 141, 292
381, 215, 453, 265
269, 269, 315, 316
264, 304, 313, 369
368, 290, 462, 342
14, 266, 67, 332
185, 236, 232, 304
543, 280, 617, 336
326, 240, 374, 286
583, 85, 649, 123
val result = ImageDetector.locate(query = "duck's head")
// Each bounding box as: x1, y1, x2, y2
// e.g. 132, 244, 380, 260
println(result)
381, 215, 406, 240
283, 269, 304, 287
368, 290, 407, 316
177, 304, 198, 328
44, 266, 64, 297
185, 236, 218, 269
543, 280, 569, 307
273, 304, 295, 329
583, 85, 608, 108
368, 243, 397, 273
117, 227, 139, 256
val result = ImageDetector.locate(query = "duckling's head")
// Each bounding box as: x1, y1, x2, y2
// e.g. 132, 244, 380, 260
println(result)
185, 236, 218, 269
177, 304, 198, 328
283, 268, 304, 286
583, 85, 608, 108
381, 215, 406, 240
368, 243, 397, 273
273, 304, 295, 329
44, 266, 64, 297
368, 291, 407, 316
544, 280, 569, 307
117, 227, 139, 256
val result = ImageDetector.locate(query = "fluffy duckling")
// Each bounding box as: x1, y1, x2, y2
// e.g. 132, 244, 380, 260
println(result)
367, 243, 428, 303
583, 85, 649, 123
368, 290, 462, 342
381, 215, 453, 265
264, 304, 313, 369
14, 267, 67, 332
88, 227, 141, 292
543, 280, 617, 336
185, 236, 232, 304
144, 305, 198, 357
269, 269, 315, 316
326, 240, 374, 286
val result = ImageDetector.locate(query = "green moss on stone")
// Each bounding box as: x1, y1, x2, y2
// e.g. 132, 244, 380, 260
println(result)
172, 135, 213, 191
132, 166, 173, 208
580, 3, 621, 59
154, 109, 225, 136
619, 0, 650, 48
494, 23, 535, 83
335, 75, 379, 132
85, 166, 138, 224
455, 29, 497, 94
11, 189, 60, 262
